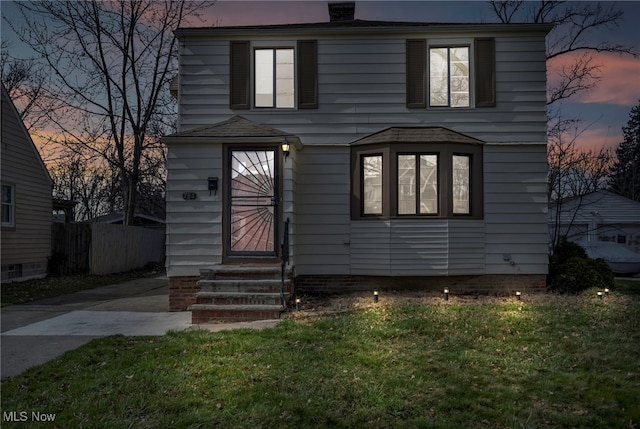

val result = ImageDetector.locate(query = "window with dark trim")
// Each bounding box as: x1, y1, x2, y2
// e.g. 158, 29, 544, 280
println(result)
255, 48, 295, 108
352, 142, 483, 219
229, 40, 317, 110
1, 184, 15, 227
406, 38, 495, 109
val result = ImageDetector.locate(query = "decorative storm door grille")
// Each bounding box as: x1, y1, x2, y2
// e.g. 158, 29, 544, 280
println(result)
228, 149, 278, 256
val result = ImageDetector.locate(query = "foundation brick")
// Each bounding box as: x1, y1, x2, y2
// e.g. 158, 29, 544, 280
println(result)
168, 276, 201, 311
294, 274, 547, 295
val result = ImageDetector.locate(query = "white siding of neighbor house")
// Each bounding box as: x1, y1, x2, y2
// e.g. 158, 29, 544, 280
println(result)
1, 87, 53, 281
168, 26, 549, 278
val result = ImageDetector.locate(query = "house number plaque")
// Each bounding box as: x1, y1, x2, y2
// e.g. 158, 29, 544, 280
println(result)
182, 192, 197, 200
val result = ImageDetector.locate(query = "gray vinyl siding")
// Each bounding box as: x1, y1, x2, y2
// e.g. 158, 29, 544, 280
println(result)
484, 145, 549, 274
295, 146, 351, 275
165, 144, 223, 276
1, 88, 52, 280
351, 220, 485, 276
176, 32, 547, 146
168, 25, 549, 278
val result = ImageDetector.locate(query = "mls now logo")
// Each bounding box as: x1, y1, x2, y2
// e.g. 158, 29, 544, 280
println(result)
3, 411, 56, 422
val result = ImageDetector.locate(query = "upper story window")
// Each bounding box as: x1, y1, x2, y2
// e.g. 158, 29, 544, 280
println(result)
429, 47, 470, 108
230, 40, 317, 110
2, 184, 15, 227
255, 48, 294, 108
407, 38, 495, 109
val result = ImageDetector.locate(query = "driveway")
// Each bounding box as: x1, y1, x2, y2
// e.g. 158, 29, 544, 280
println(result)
1, 276, 191, 380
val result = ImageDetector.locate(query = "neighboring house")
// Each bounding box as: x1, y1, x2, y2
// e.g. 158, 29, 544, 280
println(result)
88, 211, 166, 230
549, 190, 640, 253
162, 2, 552, 320
1, 84, 53, 282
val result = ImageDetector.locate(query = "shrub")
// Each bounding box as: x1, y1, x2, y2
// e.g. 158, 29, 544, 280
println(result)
548, 241, 614, 294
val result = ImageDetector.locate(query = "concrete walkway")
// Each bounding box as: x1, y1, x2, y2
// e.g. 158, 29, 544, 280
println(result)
1, 276, 279, 380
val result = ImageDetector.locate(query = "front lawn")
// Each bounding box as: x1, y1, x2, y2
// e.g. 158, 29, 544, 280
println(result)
1, 284, 639, 428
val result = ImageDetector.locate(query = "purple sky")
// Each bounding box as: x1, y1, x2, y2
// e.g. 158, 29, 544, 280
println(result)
2, 0, 639, 150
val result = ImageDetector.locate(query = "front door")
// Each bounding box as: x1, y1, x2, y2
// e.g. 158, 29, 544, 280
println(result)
226, 147, 280, 259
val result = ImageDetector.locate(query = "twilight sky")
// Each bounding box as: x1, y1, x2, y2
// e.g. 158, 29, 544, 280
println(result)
2, 0, 639, 151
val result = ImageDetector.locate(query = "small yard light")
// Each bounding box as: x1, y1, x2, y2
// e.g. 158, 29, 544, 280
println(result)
515, 291, 521, 301
295, 297, 301, 310
444, 288, 449, 301
604, 288, 610, 296
597, 291, 603, 299
373, 290, 379, 303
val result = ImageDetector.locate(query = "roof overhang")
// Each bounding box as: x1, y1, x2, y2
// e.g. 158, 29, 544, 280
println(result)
351, 126, 486, 146
175, 21, 553, 39
162, 116, 303, 149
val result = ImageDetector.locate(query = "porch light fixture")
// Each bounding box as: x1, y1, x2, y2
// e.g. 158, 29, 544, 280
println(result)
282, 139, 290, 160
515, 291, 521, 301
373, 291, 379, 303
444, 288, 449, 301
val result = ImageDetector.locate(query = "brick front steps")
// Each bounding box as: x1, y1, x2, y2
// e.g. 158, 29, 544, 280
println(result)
190, 265, 293, 323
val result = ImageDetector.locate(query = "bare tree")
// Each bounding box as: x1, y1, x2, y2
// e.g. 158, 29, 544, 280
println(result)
1, 40, 62, 133
547, 117, 613, 247
6, 0, 210, 225
488, 1, 636, 106
50, 148, 121, 222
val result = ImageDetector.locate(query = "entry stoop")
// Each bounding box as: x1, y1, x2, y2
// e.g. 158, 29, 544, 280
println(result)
190, 265, 293, 323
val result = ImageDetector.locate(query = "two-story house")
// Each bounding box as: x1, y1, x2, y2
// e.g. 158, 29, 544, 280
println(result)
163, 2, 552, 322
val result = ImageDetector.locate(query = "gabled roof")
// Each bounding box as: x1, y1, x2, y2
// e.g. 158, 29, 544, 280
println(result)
162, 116, 303, 148
351, 126, 485, 146
549, 190, 640, 224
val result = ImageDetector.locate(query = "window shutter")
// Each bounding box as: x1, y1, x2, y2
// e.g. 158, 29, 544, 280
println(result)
230, 41, 250, 109
406, 39, 426, 108
297, 40, 318, 109
475, 38, 495, 108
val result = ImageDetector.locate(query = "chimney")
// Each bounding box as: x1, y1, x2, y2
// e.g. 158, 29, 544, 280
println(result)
328, 2, 355, 22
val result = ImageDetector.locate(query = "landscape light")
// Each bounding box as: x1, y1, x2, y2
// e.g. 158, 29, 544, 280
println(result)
604, 288, 610, 296
295, 297, 301, 310
444, 288, 449, 301
597, 291, 603, 299
373, 291, 379, 303
515, 291, 521, 301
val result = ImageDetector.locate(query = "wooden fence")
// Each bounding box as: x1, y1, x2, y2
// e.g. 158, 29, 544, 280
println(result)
51, 223, 165, 275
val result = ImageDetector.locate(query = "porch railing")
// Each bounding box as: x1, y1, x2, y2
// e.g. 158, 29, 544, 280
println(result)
280, 217, 290, 307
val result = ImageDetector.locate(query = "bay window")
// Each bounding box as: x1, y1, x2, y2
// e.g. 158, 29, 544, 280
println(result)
351, 128, 483, 220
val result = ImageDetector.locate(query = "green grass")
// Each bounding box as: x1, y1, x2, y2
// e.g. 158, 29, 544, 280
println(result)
0, 265, 165, 307
2, 282, 639, 428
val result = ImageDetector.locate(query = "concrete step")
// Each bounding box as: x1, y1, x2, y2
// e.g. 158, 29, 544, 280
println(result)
193, 264, 294, 323
194, 291, 287, 306
197, 279, 291, 293
200, 265, 290, 281
189, 304, 284, 323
